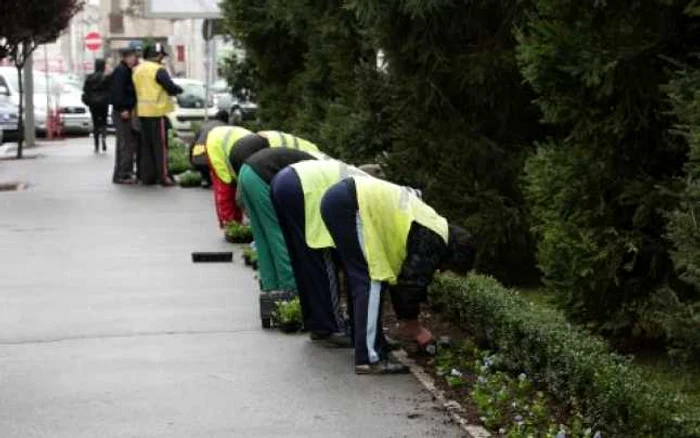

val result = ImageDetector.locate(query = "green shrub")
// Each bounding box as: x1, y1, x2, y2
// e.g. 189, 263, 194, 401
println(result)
430, 273, 700, 438
518, 0, 693, 334
168, 132, 191, 175
275, 297, 302, 326
224, 222, 253, 243
347, 0, 543, 284
663, 51, 700, 362
177, 170, 202, 188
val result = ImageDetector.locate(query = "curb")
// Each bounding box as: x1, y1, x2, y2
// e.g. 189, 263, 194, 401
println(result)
392, 349, 491, 438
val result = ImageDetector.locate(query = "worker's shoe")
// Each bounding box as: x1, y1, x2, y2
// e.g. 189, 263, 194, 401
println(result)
322, 332, 353, 349
160, 177, 176, 187
355, 359, 410, 375
310, 331, 331, 341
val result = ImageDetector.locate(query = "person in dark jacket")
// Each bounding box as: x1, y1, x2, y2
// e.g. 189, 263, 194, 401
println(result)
110, 48, 139, 184
83, 59, 111, 153
132, 43, 183, 186
189, 110, 229, 188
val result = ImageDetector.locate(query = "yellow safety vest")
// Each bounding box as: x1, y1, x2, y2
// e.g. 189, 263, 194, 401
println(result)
292, 160, 368, 249
206, 126, 253, 184
133, 60, 175, 117
258, 131, 326, 158
353, 176, 448, 284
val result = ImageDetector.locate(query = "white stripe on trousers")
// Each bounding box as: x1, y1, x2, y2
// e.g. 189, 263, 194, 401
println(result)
356, 213, 381, 364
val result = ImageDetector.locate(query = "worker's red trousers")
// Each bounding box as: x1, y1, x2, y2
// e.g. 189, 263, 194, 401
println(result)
211, 169, 243, 227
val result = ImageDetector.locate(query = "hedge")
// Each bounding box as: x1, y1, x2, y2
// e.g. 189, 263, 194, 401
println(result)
429, 273, 700, 438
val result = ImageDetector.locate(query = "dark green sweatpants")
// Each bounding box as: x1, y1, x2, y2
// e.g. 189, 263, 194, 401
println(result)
239, 164, 297, 292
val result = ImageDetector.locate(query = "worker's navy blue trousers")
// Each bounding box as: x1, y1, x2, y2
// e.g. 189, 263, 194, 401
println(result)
321, 178, 386, 365
271, 167, 345, 335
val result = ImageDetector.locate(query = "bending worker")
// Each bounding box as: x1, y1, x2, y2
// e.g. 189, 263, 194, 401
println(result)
132, 43, 183, 186
190, 110, 229, 188
271, 160, 380, 345
205, 128, 324, 228
233, 147, 321, 328
321, 176, 475, 375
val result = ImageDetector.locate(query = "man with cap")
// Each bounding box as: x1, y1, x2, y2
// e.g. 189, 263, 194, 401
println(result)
132, 42, 183, 186
111, 47, 139, 184
320, 176, 476, 374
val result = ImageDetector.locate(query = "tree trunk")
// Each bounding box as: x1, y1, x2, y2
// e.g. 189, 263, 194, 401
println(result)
16, 63, 24, 159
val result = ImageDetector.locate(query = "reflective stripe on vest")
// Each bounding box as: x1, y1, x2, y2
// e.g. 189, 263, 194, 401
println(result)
292, 160, 368, 249
353, 176, 448, 284
261, 131, 321, 155
218, 129, 238, 180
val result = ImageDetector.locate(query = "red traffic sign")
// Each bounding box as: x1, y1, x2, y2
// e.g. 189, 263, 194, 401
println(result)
84, 31, 102, 52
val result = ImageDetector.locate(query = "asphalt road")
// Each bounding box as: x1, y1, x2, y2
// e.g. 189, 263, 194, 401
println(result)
0, 137, 465, 438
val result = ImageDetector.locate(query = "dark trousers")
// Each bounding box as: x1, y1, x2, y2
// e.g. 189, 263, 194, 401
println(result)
112, 111, 138, 181
89, 105, 108, 151
139, 117, 169, 185
321, 178, 386, 365
271, 168, 345, 334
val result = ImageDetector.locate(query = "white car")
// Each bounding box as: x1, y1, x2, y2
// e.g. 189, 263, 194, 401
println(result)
168, 78, 218, 132
0, 67, 92, 135
53, 82, 93, 134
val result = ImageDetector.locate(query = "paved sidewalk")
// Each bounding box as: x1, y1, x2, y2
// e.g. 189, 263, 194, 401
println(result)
0, 138, 464, 438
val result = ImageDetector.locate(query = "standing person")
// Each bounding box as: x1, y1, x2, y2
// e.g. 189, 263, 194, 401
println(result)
82, 59, 111, 154
320, 176, 475, 374
110, 48, 139, 184
189, 110, 229, 188
132, 43, 183, 186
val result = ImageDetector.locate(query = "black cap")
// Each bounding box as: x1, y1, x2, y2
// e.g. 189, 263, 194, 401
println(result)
119, 47, 136, 56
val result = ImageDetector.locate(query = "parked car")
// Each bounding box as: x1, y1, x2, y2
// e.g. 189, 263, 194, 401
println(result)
168, 78, 218, 132
0, 91, 19, 143
211, 79, 258, 124
230, 97, 258, 124
0, 67, 92, 135
53, 81, 93, 134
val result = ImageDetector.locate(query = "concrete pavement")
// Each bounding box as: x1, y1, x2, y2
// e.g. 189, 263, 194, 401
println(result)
0, 137, 465, 438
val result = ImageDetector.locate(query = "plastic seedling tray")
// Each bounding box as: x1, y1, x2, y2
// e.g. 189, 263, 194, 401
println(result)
192, 252, 234, 263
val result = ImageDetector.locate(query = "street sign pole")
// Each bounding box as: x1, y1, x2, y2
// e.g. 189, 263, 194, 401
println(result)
203, 20, 214, 122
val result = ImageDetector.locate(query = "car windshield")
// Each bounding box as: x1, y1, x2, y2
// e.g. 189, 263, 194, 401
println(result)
1, 70, 55, 94
179, 82, 206, 99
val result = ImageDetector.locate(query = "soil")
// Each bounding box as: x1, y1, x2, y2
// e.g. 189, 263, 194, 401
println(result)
383, 303, 484, 426
383, 302, 575, 435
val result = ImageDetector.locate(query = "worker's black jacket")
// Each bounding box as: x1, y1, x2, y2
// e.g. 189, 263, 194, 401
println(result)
390, 223, 448, 320
110, 61, 137, 112
243, 148, 316, 184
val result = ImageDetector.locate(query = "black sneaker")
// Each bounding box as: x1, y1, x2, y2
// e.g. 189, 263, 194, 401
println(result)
310, 332, 331, 341
355, 359, 410, 375
323, 333, 353, 349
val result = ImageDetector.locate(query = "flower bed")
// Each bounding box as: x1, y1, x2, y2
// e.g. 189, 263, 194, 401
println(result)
427, 273, 700, 438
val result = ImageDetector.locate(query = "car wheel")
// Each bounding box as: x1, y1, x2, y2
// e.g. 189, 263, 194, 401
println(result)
230, 107, 243, 125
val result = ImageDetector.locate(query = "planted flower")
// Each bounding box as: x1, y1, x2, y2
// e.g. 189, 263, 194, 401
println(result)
224, 222, 254, 243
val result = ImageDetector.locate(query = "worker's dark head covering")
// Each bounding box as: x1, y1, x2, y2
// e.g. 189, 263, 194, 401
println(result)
94, 58, 106, 73
143, 42, 168, 60
441, 224, 476, 274
119, 47, 136, 57
229, 134, 270, 175
214, 110, 229, 124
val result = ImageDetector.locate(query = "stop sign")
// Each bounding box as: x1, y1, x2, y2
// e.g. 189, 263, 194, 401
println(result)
84, 31, 102, 52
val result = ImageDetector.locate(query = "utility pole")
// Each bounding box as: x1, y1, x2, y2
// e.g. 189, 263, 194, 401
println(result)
23, 54, 36, 148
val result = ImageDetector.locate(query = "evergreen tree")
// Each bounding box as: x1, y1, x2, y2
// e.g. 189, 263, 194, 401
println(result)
518, 0, 698, 337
